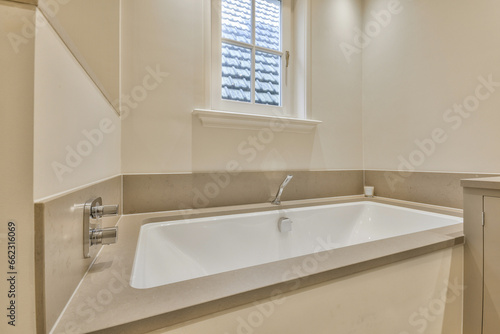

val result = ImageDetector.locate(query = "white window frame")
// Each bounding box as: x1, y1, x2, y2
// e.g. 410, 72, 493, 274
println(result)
210, 0, 293, 117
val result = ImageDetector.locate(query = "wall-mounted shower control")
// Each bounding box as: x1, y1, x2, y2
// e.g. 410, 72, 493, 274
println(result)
83, 197, 119, 258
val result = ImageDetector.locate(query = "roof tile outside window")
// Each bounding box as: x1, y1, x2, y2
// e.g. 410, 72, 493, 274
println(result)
221, 0, 282, 106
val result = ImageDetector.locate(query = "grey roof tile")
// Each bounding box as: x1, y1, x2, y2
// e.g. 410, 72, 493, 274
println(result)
221, 0, 281, 106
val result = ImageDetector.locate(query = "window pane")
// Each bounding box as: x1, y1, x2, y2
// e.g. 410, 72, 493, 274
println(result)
255, 51, 280, 106
255, 0, 281, 51
222, 43, 252, 103
221, 0, 252, 45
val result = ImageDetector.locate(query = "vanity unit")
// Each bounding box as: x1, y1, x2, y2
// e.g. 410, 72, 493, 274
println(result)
462, 177, 500, 334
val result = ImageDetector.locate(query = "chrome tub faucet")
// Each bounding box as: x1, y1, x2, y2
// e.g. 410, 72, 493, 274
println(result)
271, 175, 293, 205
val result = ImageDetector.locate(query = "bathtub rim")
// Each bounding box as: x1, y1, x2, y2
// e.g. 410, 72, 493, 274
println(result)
131, 199, 462, 289
138, 195, 463, 226
51, 196, 464, 334
140, 199, 462, 229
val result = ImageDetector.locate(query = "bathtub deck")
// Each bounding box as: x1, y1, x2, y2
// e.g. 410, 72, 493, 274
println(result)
51, 196, 463, 334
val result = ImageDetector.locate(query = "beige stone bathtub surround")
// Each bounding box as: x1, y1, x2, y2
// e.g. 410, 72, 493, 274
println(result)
148, 246, 464, 334
51, 196, 463, 334
123, 170, 497, 214
34, 169, 476, 333
365, 170, 500, 209
123, 170, 364, 214
35, 176, 122, 333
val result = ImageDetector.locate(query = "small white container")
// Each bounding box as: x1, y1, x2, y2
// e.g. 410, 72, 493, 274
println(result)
364, 186, 375, 197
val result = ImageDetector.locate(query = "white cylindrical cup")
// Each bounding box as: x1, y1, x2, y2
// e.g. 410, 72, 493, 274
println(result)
364, 186, 374, 197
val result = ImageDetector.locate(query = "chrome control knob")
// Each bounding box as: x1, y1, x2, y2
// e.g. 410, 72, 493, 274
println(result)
91, 205, 119, 219
90, 227, 118, 246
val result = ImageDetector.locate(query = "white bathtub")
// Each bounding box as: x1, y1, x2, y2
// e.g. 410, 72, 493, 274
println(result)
130, 201, 462, 289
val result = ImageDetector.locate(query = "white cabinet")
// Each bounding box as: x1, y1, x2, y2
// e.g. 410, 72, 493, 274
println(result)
483, 196, 500, 333
462, 178, 500, 334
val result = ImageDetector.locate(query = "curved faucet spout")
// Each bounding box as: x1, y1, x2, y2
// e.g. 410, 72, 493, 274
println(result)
271, 175, 293, 205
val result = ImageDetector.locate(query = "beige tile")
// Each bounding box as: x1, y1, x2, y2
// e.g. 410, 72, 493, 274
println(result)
34, 204, 46, 334
123, 174, 194, 214
365, 170, 500, 209
123, 171, 364, 214
35, 176, 121, 332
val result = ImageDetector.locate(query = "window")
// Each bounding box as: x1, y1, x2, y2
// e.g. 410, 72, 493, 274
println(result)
221, 0, 282, 106
211, 0, 293, 116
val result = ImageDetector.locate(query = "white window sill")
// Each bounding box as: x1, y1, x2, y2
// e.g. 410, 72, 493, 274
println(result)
193, 109, 321, 133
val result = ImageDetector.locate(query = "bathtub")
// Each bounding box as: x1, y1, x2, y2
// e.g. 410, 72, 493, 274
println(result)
130, 201, 462, 289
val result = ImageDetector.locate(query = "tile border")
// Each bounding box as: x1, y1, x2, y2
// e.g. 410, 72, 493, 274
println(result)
123, 170, 364, 214
365, 170, 500, 209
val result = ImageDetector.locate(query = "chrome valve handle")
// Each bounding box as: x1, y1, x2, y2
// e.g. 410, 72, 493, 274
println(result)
91, 204, 119, 219
90, 227, 118, 246
83, 197, 119, 258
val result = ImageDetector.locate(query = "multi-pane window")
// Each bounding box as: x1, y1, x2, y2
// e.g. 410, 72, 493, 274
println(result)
220, 0, 283, 106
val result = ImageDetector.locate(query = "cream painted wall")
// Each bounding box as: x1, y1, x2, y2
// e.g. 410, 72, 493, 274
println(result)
310, 0, 364, 171
38, 0, 121, 104
363, 0, 500, 173
120, 0, 200, 173
34, 10, 121, 200
120, 0, 363, 174
0, 2, 36, 333
149, 246, 463, 334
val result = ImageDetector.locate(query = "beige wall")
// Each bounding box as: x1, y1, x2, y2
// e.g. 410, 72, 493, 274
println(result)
120, 0, 363, 174
0, 2, 36, 333
310, 0, 364, 171
3, 0, 488, 332
34, 10, 121, 201
150, 246, 463, 334
121, 0, 500, 174
38, 0, 120, 105
362, 0, 500, 174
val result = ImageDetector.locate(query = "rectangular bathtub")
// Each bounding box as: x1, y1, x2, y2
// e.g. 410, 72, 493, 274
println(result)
130, 201, 462, 289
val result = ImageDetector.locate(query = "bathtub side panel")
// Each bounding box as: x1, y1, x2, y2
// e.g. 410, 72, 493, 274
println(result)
146, 245, 464, 334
